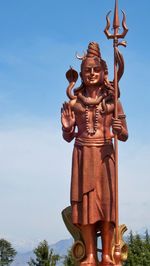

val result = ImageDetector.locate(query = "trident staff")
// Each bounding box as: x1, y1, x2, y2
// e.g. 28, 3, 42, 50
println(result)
104, 0, 128, 265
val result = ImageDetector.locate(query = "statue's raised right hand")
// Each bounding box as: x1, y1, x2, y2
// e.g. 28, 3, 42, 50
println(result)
61, 102, 75, 132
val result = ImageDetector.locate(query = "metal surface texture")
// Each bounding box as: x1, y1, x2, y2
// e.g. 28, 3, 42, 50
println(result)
61, 1, 128, 265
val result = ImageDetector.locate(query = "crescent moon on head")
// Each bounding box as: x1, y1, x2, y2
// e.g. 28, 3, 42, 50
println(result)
76, 51, 86, 60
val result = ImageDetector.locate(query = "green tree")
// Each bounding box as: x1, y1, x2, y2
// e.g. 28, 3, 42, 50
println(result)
145, 229, 149, 245
63, 231, 150, 266
63, 248, 75, 266
124, 230, 150, 266
0, 239, 17, 266
28, 240, 60, 266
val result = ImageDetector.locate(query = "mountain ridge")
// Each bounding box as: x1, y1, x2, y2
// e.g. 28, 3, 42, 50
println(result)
11, 238, 73, 266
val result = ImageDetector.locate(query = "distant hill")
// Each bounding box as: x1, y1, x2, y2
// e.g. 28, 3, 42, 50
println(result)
12, 238, 73, 266
49, 238, 73, 256
11, 227, 150, 265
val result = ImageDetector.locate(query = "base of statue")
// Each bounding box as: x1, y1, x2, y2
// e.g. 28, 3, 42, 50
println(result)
62, 206, 128, 266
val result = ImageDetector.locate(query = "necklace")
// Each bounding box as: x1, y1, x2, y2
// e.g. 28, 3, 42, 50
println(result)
78, 92, 103, 106
85, 105, 99, 135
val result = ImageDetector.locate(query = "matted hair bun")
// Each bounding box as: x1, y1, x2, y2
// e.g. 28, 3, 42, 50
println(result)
87, 42, 101, 58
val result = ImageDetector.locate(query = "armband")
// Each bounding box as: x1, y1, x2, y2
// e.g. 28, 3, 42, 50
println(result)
118, 114, 126, 119
62, 126, 74, 133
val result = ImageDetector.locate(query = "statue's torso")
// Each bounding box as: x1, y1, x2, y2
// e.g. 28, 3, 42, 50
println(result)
71, 99, 114, 142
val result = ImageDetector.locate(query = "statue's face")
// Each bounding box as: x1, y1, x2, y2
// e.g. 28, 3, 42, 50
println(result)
81, 57, 102, 86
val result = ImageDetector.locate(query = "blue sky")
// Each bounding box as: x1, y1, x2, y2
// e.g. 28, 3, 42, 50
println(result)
0, 0, 150, 251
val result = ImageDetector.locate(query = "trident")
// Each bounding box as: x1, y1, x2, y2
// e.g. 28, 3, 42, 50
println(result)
104, 0, 128, 265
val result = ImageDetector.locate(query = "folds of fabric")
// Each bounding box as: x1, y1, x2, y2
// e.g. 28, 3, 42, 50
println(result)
71, 144, 115, 225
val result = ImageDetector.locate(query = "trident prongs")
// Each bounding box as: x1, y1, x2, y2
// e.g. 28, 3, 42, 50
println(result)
104, 11, 114, 40
104, 4, 128, 40
120, 10, 128, 38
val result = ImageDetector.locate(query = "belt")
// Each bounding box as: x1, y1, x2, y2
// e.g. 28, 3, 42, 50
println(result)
75, 137, 112, 147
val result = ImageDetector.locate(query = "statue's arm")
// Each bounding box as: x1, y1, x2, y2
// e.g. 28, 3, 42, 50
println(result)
112, 100, 128, 142
117, 100, 128, 142
62, 125, 76, 143
61, 101, 76, 143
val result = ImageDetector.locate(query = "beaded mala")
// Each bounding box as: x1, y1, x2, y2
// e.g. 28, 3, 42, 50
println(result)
85, 105, 99, 135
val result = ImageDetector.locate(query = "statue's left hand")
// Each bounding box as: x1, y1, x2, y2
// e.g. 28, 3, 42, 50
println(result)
112, 118, 123, 135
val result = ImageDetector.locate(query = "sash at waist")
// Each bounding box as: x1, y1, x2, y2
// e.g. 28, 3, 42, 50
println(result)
75, 137, 112, 147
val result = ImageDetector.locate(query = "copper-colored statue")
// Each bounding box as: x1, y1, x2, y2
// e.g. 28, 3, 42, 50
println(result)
61, 1, 128, 266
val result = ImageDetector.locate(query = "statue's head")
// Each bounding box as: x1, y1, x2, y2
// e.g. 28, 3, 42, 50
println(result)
78, 42, 108, 87
66, 42, 110, 100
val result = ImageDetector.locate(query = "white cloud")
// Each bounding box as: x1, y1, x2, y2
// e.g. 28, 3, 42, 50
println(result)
0, 117, 72, 244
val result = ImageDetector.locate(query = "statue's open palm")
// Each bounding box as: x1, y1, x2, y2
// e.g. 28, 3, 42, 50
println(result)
61, 102, 75, 131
